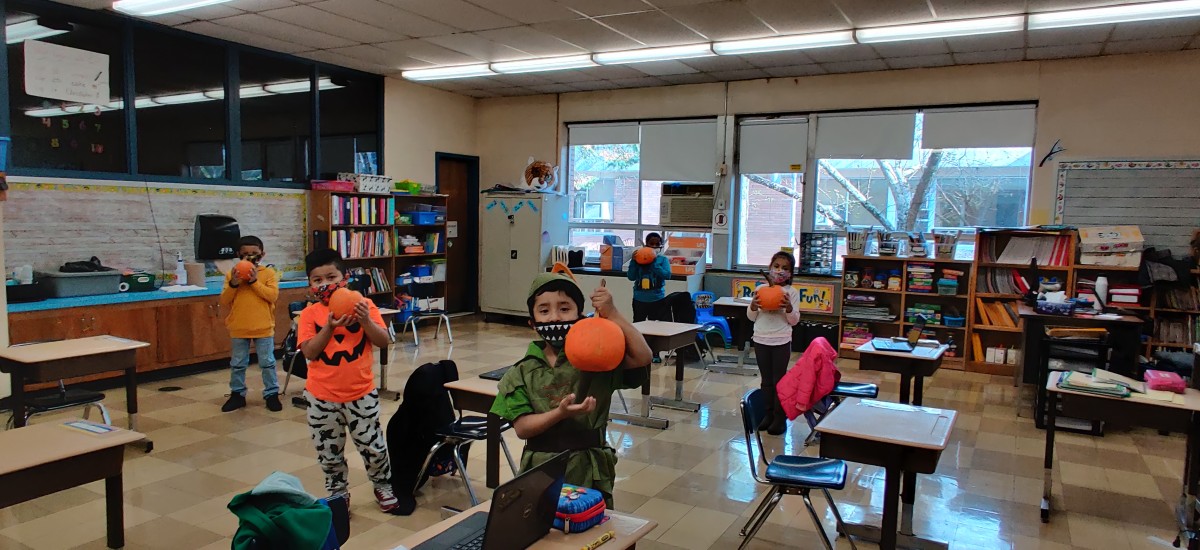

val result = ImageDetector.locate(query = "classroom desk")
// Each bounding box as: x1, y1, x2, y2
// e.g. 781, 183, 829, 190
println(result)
636, 320, 703, 413
0, 420, 145, 549
395, 501, 656, 549
816, 398, 957, 550
711, 297, 758, 376
377, 307, 400, 400
0, 335, 153, 452
854, 342, 949, 406
1018, 304, 1144, 385
444, 377, 505, 490
1042, 371, 1200, 540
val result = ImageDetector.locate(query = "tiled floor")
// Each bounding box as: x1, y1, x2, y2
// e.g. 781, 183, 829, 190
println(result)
0, 316, 1191, 549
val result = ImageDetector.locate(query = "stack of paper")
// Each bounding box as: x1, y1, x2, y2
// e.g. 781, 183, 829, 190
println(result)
1058, 371, 1130, 398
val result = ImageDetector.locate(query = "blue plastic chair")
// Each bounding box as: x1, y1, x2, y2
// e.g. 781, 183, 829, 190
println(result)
692, 291, 732, 345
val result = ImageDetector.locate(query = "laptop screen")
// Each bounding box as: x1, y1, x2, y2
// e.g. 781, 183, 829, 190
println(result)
482, 451, 569, 550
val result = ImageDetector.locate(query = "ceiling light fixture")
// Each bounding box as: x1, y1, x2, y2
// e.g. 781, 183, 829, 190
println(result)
401, 64, 495, 81
491, 54, 596, 74
1028, 0, 1200, 30
593, 43, 715, 65
152, 92, 208, 105
856, 15, 1025, 43
713, 31, 856, 55
5, 19, 71, 44
113, 0, 233, 17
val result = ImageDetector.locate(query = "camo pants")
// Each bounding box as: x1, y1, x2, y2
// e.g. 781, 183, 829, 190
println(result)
306, 389, 391, 495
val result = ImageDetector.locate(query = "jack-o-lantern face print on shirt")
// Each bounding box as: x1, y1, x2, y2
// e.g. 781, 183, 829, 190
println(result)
314, 322, 369, 365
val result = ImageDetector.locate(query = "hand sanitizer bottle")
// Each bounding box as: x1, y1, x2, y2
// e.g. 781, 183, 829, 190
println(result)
175, 252, 187, 286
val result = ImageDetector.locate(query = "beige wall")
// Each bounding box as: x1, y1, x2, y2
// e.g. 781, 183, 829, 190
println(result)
383, 77, 478, 186
472, 49, 1200, 225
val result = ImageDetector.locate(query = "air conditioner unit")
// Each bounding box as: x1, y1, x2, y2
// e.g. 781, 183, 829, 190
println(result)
660, 183, 714, 228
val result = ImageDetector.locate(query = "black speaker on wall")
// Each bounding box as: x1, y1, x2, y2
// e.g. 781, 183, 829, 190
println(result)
195, 214, 240, 260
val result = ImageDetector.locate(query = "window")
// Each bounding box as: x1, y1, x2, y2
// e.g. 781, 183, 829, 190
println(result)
134, 28, 225, 178
7, 4, 127, 172
569, 227, 635, 263
240, 52, 310, 182
735, 118, 808, 266
319, 70, 380, 178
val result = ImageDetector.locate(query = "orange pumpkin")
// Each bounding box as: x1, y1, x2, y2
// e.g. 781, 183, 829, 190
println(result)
565, 317, 626, 372
757, 285, 786, 311
233, 260, 256, 281
329, 288, 364, 319
633, 247, 656, 265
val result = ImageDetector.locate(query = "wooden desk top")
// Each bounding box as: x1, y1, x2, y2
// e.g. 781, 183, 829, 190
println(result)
1017, 304, 1142, 324
714, 297, 749, 308
395, 501, 656, 549
0, 336, 150, 364
855, 342, 949, 361
633, 320, 702, 337
1046, 371, 1200, 413
445, 377, 500, 397
0, 421, 144, 476
293, 307, 401, 318
815, 398, 957, 450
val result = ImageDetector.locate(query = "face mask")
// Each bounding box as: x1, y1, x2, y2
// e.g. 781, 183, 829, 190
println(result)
768, 269, 790, 284
312, 280, 347, 305
534, 319, 577, 350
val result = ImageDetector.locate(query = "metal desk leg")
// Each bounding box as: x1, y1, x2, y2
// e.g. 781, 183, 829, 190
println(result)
1042, 392, 1057, 523
377, 346, 400, 401
649, 351, 700, 412
106, 474, 124, 549
708, 341, 759, 376
901, 471, 917, 537
913, 375, 925, 407
10, 372, 25, 428
125, 367, 153, 452
898, 373, 913, 405
610, 372, 669, 430
486, 413, 501, 489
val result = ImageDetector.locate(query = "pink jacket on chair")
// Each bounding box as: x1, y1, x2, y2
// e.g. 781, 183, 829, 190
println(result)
776, 337, 841, 420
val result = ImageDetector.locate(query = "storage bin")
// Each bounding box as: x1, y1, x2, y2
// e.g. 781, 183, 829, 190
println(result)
411, 264, 432, 278
944, 315, 966, 328
410, 211, 440, 225
6, 281, 44, 303
36, 270, 121, 298
937, 279, 958, 296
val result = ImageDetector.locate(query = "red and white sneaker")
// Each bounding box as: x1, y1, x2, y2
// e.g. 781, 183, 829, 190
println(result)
374, 485, 399, 514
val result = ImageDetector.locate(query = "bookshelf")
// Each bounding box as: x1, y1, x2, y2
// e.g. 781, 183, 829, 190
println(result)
1070, 258, 1200, 359
839, 255, 973, 369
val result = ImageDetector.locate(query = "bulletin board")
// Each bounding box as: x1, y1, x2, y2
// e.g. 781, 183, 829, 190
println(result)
1055, 160, 1200, 253
730, 278, 836, 314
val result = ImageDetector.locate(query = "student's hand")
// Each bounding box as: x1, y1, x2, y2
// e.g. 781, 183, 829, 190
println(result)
353, 300, 371, 324
557, 394, 596, 417
785, 300, 794, 313
228, 276, 240, 288
749, 294, 761, 312
247, 269, 258, 284
591, 280, 615, 319
328, 313, 353, 327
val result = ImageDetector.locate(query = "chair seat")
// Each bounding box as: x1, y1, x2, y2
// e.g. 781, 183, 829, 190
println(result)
831, 382, 879, 399
765, 456, 847, 489
435, 416, 512, 440
26, 389, 105, 411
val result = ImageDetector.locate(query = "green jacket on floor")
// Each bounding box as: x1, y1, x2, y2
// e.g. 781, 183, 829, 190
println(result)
228, 471, 332, 550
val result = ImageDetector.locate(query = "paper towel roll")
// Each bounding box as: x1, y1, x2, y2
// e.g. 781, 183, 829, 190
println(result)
185, 263, 206, 287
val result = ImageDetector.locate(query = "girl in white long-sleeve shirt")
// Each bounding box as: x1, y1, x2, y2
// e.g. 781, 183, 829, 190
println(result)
747, 251, 801, 435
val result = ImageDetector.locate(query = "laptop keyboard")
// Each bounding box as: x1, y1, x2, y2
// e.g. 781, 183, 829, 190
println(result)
451, 533, 484, 550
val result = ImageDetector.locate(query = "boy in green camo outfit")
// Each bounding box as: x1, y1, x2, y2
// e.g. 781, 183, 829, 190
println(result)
490, 272, 653, 507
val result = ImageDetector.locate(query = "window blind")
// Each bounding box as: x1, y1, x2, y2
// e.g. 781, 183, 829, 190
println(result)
738, 119, 808, 174
640, 119, 719, 182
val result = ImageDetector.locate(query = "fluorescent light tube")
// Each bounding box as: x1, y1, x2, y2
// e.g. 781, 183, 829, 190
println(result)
263, 80, 311, 94
491, 54, 596, 74
113, 0, 232, 16
593, 43, 715, 65
713, 31, 856, 55
402, 64, 495, 81
152, 92, 208, 105
856, 15, 1025, 43
1029, 0, 1200, 29
6, 20, 69, 44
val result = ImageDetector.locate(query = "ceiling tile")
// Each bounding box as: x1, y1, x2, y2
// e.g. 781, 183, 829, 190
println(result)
596, 11, 707, 46
1025, 42, 1103, 60
663, 1, 775, 41
224, 0, 297, 12
658, 73, 720, 84
1027, 25, 1113, 47
375, 39, 487, 65
379, 0, 519, 31
928, 0, 1024, 18
644, 0, 711, 7
945, 32, 1025, 52
1103, 36, 1191, 55
679, 55, 758, 72
486, 73, 557, 86
607, 76, 670, 88
151, 13, 197, 26
571, 80, 623, 90
740, 50, 816, 68
884, 53, 955, 69
552, 0, 654, 16
531, 18, 646, 51
325, 44, 418, 69
629, 60, 700, 76
744, 0, 848, 34
260, 5, 398, 43
181, 4, 245, 19
868, 39, 950, 57
177, 20, 310, 53
820, 58, 890, 73
574, 65, 651, 79
542, 69, 605, 83
462, 89, 501, 98
762, 64, 827, 78
474, 27, 587, 56
1110, 19, 1200, 41
301, 48, 393, 73
492, 86, 536, 96
463, 0, 580, 24
952, 48, 1024, 64
834, 0, 934, 27
526, 83, 583, 93
309, 0, 456, 37
460, 77, 512, 90
707, 68, 771, 81
40, 0, 108, 9
423, 33, 529, 62
1027, 0, 1148, 11
804, 43, 880, 63
207, 13, 357, 48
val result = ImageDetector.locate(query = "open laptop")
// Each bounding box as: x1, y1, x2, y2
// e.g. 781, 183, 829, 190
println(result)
870, 315, 928, 352
413, 451, 570, 550
479, 365, 512, 381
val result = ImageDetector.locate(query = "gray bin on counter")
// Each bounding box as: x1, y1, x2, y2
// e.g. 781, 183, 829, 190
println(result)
35, 270, 121, 298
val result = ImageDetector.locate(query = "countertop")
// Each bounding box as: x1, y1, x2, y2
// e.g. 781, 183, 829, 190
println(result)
8, 279, 310, 313
556, 266, 694, 281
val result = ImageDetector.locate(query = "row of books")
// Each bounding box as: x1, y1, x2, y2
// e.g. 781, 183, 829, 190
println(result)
975, 268, 1031, 295
1159, 287, 1199, 311
1154, 316, 1199, 345
907, 262, 935, 293
347, 267, 391, 295
982, 234, 1073, 266
332, 195, 396, 226
976, 298, 1021, 328
841, 321, 873, 349
905, 303, 942, 324
331, 229, 392, 259
843, 293, 895, 321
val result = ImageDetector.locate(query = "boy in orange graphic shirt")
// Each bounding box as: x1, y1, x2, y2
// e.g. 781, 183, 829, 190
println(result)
219, 236, 281, 412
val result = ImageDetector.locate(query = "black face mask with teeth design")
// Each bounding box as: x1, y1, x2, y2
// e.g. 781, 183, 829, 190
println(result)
534, 320, 577, 350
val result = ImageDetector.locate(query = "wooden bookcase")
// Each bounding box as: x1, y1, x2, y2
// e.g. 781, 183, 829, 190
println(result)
839, 255, 973, 370
1070, 264, 1200, 358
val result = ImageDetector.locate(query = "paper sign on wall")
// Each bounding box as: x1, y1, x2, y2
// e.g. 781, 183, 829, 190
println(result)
731, 278, 836, 314
24, 40, 110, 105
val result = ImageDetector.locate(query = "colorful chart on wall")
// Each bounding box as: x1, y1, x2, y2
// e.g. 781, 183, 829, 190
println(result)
730, 278, 836, 314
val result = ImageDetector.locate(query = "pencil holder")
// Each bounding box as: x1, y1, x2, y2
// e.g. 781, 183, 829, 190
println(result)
554, 484, 606, 533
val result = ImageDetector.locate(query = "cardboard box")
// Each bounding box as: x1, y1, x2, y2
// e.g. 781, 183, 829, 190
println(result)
600, 244, 624, 271
664, 236, 708, 276
1078, 226, 1144, 254
1079, 251, 1142, 267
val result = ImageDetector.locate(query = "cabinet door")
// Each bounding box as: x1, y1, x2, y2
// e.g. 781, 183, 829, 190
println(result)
479, 197, 511, 311
508, 199, 542, 305
89, 306, 159, 370
9, 311, 76, 345
275, 287, 310, 345
156, 299, 229, 365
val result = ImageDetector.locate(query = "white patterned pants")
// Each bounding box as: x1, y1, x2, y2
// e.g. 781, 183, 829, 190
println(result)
306, 390, 392, 495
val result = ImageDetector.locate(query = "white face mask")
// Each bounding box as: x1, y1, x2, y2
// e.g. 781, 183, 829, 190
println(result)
768, 269, 790, 284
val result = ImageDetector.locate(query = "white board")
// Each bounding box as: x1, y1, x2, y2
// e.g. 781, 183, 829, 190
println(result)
24, 40, 110, 105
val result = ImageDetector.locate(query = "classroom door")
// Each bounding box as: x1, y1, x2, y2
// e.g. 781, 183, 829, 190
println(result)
436, 154, 479, 313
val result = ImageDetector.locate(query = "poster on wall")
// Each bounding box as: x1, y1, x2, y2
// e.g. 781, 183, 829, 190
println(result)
24, 40, 110, 105
730, 278, 836, 314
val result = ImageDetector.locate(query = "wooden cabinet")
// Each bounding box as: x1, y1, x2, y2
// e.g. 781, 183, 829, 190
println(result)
90, 305, 158, 370
274, 287, 310, 344
156, 298, 229, 365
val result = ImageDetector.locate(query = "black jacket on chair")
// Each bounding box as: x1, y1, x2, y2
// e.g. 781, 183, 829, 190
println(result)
386, 359, 465, 514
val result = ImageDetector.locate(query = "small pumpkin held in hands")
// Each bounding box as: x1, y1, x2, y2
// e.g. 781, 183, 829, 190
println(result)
565, 317, 626, 373
233, 260, 255, 281
329, 288, 365, 319
757, 285, 786, 311
633, 247, 656, 266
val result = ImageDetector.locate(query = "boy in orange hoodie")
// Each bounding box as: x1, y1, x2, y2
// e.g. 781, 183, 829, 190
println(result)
220, 236, 281, 412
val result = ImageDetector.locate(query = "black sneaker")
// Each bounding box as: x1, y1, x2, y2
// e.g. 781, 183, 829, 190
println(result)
221, 394, 246, 412
265, 394, 283, 412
